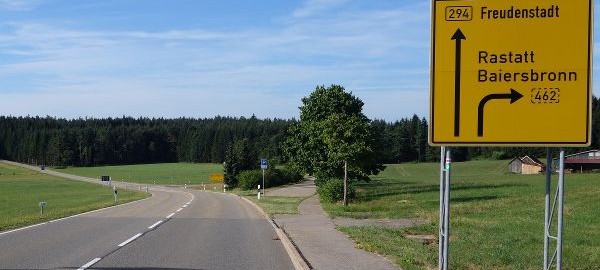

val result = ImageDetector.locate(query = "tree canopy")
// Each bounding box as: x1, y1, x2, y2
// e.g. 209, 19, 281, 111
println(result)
284, 85, 384, 184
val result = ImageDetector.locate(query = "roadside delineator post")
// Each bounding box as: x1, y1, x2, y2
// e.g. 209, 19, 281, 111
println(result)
113, 186, 118, 204
39, 201, 47, 215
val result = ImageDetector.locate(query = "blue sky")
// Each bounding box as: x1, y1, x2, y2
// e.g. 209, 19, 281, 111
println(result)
0, 0, 596, 121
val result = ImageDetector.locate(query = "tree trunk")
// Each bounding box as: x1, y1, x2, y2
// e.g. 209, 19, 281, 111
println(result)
343, 160, 348, 206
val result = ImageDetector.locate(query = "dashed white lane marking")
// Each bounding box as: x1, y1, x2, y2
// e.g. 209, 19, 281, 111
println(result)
78, 257, 101, 270
176, 208, 183, 212
118, 233, 143, 247
182, 205, 187, 208
148, 220, 163, 229
166, 213, 175, 219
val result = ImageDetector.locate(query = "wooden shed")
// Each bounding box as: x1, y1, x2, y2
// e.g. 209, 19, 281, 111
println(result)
508, 156, 545, 174
559, 150, 600, 172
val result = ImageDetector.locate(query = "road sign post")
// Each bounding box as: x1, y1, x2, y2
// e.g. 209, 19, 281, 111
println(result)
430, 1, 592, 269
260, 159, 268, 196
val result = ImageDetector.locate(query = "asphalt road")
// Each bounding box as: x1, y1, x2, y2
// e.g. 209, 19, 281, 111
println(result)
0, 185, 294, 270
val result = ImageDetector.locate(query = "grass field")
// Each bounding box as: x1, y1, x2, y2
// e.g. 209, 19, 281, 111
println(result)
0, 163, 149, 232
56, 163, 223, 185
324, 160, 600, 270
233, 189, 305, 216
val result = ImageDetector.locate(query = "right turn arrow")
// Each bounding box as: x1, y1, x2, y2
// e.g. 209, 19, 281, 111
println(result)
477, 89, 523, 137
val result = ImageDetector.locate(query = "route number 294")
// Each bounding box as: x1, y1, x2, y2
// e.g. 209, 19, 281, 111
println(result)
445, 6, 473, 21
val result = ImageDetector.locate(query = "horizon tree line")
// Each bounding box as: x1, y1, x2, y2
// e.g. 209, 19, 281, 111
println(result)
2, 95, 600, 167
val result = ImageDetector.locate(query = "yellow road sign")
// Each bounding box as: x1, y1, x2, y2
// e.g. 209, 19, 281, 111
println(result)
430, 0, 592, 146
209, 173, 224, 183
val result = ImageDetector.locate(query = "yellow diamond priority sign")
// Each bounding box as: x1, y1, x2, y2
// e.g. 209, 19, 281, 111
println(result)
430, 0, 592, 146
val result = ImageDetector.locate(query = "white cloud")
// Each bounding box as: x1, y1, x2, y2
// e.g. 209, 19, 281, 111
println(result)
0, 0, 40, 10
292, 0, 349, 18
0, 1, 433, 121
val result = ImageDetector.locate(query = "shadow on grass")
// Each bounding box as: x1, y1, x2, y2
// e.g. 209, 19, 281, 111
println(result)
355, 180, 419, 187
357, 183, 526, 202
451, 195, 500, 203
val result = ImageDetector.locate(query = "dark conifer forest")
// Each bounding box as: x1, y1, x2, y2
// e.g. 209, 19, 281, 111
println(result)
1, 96, 599, 167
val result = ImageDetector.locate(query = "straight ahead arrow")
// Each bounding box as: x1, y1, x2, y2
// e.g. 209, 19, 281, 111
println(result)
452, 28, 466, 137
477, 89, 523, 137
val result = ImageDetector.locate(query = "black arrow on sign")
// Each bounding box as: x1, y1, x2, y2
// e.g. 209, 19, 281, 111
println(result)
452, 28, 466, 137
477, 89, 523, 137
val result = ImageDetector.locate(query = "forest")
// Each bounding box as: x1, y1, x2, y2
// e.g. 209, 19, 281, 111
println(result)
1, 96, 600, 167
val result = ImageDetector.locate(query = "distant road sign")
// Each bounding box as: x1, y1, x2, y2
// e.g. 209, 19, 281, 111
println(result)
430, 0, 592, 146
101, 175, 110, 182
260, 159, 268, 169
209, 173, 224, 183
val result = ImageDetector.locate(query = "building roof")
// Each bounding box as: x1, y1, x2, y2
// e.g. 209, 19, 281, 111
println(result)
564, 159, 600, 164
552, 150, 600, 164
564, 149, 600, 158
521, 155, 545, 167
509, 155, 545, 167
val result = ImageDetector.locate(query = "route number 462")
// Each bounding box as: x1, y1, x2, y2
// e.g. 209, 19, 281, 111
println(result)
445, 6, 473, 21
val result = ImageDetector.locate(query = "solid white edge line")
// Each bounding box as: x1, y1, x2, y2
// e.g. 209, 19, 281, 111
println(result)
176, 208, 183, 212
78, 257, 101, 270
166, 213, 175, 219
0, 195, 154, 237
0, 222, 47, 236
148, 220, 163, 229
118, 233, 142, 247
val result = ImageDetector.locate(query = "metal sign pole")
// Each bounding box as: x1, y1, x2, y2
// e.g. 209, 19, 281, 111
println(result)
543, 148, 566, 270
443, 149, 451, 270
556, 149, 565, 269
438, 147, 451, 270
262, 168, 265, 196
543, 148, 552, 270
438, 146, 446, 270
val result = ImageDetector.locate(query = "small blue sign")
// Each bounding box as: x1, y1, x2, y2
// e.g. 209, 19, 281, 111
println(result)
260, 159, 268, 169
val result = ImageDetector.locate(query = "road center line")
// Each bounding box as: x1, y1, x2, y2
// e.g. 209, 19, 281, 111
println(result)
148, 220, 163, 229
118, 233, 142, 247
182, 205, 187, 208
78, 257, 101, 270
166, 213, 175, 219
176, 208, 183, 212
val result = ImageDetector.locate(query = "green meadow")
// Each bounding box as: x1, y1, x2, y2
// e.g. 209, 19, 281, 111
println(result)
0, 163, 149, 232
56, 163, 224, 185
325, 160, 600, 270
233, 189, 305, 216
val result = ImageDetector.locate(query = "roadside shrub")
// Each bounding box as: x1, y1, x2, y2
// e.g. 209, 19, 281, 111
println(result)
238, 170, 263, 190
277, 166, 304, 183
238, 166, 305, 190
224, 173, 238, 188
317, 178, 356, 203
